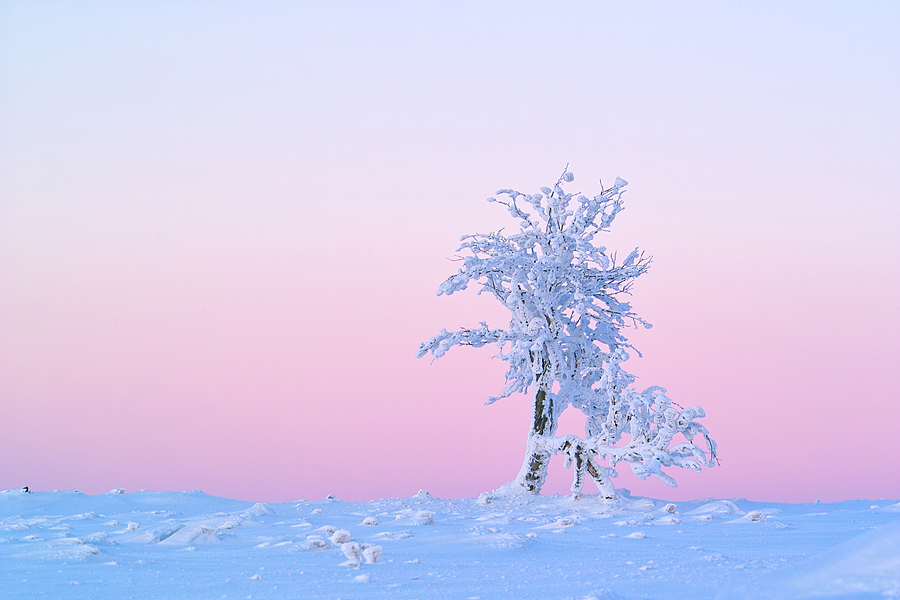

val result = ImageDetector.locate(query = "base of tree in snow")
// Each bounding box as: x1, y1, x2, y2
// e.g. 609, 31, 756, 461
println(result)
2, 487, 898, 599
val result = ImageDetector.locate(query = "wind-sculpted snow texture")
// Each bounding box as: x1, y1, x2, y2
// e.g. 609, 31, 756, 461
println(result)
418, 171, 716, 496
2, 488, 898, 599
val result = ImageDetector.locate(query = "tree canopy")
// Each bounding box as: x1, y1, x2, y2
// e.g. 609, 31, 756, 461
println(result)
418, 169, 716, 497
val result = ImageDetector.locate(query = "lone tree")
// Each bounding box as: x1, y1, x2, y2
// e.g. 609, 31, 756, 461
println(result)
418, 169, 717, 498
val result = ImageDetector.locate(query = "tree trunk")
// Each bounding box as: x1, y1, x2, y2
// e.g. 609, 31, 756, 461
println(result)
513, 367, 557, 493
585, 456, 617, 500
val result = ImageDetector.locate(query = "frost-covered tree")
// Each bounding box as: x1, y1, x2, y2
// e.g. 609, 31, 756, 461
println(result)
417, 169, 717, 498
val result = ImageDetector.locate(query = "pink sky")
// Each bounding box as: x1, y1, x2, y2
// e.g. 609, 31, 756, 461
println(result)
1, 2, 898, 503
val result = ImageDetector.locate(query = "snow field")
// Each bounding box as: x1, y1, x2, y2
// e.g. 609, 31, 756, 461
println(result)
1, 488, 898, 599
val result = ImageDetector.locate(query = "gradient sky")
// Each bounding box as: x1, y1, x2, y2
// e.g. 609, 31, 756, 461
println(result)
1, 1, 898, 503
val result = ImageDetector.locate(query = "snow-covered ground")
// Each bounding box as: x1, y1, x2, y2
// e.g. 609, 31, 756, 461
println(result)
1, 487, 897, 599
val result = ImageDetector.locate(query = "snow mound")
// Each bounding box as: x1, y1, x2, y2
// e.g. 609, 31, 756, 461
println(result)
240, 503, 274, 519
624, 531, 646, 539
341, 541, 361, 561
583, 589, 631, 599
687, 500, 742, 517
537, 516, 577, 529
329, 529, 352, 544
140, 523, 184, 543
158, 524, 220, 545
302, 535, 332, 550
412, 510, 434, 525
40, 543, 103, 561
362, 544, 382, 564
730, 511, 766, 523
781, 519, 900, 598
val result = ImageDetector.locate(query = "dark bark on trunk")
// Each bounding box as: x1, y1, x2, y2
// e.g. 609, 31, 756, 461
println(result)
515, 355, 557, 493
532, 388, 553, 436
518, 388, 555, 492
563, 439, 616, 499
585, 453, 616, 499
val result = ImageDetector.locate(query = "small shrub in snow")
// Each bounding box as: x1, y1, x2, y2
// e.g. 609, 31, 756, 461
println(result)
362, 544, 383, 564
413, 511, 434, 525
733, 511, 766, 523
304, 535, 332, 550
81, 532, 112, 545
329, 529, 352, 544
341, 541, 361, 561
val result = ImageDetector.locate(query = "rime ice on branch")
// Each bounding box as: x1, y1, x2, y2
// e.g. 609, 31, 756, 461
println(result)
417, 169, 717, 498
